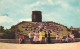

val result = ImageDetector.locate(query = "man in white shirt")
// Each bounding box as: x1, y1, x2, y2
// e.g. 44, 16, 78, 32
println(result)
28, 31, 33, 43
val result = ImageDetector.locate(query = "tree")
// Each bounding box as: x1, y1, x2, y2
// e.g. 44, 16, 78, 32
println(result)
4, 29, 10, 33
11, 25, 15, 29
70, 26, 73, 29
0, 26, 4, 32
10, 25, 16, 31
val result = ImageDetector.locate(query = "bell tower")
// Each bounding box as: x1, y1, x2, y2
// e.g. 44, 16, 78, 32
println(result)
32, 11, 42, 22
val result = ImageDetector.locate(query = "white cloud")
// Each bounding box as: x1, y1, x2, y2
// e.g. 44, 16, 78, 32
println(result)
55, 0, 70, 8
24, 0, 70, 11
61, 2, 70, 8
48, 0, 70, 8
48, 0, 53, 5
30, 1, 40, 7
24, 1, 47, 11
19, 18, 31, 22
43, 12, 63, 23
76, 9, 80, 14
0, 16, 13, 23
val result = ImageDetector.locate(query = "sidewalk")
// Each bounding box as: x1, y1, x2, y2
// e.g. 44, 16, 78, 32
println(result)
0, 42, 80, 49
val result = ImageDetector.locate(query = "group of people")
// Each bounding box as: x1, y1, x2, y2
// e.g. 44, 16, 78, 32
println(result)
56, 34, 63, 42
56, 33, 75, 43
19, 30, 75, 44
28, 30, 51, 44
66, 33, 75, 42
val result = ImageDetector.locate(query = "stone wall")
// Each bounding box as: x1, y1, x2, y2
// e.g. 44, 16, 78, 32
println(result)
0, 38, 80, 44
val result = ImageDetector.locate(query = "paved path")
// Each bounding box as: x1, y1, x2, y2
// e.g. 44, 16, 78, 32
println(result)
0, 42, 80, 49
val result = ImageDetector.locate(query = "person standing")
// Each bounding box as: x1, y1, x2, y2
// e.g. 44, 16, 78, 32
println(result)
45, 31, 47, 43
39, 30, 43, 44
28, 31, 33, 43
33, 32, 39, 43
47, 30, 51, 43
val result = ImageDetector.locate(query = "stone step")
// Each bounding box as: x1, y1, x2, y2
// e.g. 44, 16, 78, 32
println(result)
0, 38, 80, 44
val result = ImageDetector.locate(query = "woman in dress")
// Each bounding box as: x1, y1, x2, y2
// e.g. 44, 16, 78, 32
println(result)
39, 30, 43, 44
33, 32, 39, 43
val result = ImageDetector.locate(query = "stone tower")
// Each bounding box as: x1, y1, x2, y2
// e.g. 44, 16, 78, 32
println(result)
32, 11, 42, 22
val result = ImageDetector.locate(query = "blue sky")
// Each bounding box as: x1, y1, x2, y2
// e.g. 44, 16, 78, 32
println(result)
0, 0, 80, 29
